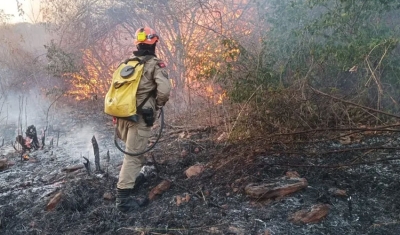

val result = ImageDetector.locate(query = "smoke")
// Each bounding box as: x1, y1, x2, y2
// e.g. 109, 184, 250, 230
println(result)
1, 88, 51, 128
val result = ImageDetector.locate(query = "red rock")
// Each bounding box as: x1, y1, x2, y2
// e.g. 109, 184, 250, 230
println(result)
285, 171, 300, 178
149, 180, 171, 200
289, 204, 330, 224
185, 164, 205, 178
328, 187, 347, 197
103, 192, 114, 200
176, 195, 182, 206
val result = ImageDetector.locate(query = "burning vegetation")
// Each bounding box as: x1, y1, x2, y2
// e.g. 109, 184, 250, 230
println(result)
1, 0, 400, 234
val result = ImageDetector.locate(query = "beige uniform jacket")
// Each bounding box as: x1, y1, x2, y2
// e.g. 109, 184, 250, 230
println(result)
134, 55, 171, 110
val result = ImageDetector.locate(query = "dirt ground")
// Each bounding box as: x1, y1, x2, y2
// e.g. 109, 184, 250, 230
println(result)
1, 103, 400, 235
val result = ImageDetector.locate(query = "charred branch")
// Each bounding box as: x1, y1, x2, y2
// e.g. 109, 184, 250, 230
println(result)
91, 135, 102, 173
83, 156, 90, 175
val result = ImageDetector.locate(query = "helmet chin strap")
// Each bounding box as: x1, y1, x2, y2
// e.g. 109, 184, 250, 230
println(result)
133, 50, 156, 57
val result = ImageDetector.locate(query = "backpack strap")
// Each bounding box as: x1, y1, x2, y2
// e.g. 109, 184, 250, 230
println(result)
137, 89, 156, 112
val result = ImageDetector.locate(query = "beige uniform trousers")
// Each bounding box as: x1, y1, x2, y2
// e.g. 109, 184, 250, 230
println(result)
116, 117, 151, 189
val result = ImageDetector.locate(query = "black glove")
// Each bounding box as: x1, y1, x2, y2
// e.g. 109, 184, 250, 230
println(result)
141, 108, 155, 127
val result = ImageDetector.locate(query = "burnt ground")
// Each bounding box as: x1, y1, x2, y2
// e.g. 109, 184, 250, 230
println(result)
1, 104, 400, 235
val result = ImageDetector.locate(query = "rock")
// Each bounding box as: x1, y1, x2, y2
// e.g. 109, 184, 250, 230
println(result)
103, 192, 114, 200
245, 177, 308, 199
180, 149, 188, 157
0, 158, 8, 170
209, 227, 222, 234
228, 226, 245, 235
176, 193, 190, 206
176, 195, 182, 206
185, 164, 205, 178
285, 171, 300, 178
149, 180, 171, 200
288, 204, 330, 224
263, 230, 271, 235
46, 192, 62, 211
184, 193, 190, 203
328, 187, 347, 197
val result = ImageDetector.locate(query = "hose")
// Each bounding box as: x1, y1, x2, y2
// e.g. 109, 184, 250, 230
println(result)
114, 108, 164, 156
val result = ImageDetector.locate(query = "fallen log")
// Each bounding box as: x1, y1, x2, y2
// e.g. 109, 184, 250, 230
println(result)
61, 164, 84, 173
46, 191, 63, 211
245, 177, 308, 200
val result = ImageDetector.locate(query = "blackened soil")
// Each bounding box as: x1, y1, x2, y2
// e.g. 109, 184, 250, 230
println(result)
1, 106, 400, 235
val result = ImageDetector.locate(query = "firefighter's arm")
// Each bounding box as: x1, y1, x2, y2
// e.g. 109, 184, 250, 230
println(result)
154, 61, 171, 107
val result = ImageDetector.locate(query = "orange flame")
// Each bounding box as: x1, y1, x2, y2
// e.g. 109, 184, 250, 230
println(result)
65, 49, 112, 100
193, 83, 226, 105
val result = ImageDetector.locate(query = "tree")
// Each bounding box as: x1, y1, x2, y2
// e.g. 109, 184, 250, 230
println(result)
262, 0, 400, 110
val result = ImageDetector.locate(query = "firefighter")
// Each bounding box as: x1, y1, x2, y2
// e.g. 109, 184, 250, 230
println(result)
115, 27, 171, 212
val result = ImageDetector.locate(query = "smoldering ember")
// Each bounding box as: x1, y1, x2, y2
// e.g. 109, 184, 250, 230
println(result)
1, 0, 400, 234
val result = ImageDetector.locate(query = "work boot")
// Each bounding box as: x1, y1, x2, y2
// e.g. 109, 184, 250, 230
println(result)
116, 188, 140, 213
132, 173, 146, 193
131, 165, 156, 193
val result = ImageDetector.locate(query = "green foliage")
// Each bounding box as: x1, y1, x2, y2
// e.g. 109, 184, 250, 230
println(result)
224, 0, 400, 140
44, 40, 79, 78
262, 0, 400, 100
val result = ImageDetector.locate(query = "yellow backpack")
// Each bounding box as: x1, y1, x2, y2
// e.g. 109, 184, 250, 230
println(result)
104, 55, 153, 121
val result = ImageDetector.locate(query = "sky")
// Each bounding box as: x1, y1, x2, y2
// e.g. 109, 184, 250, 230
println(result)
0, 0, 40, 23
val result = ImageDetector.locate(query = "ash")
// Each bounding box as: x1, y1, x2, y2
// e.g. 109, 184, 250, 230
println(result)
1, 106, 400, 235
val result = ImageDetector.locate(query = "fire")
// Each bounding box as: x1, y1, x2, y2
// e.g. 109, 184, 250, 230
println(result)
198, 82, 227, 104
65, 49, 113, 100
218, 91, 227, 104
63, 1, 253, 102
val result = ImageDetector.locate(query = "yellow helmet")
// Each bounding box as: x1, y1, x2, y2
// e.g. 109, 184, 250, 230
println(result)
134, 27, 159, 45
